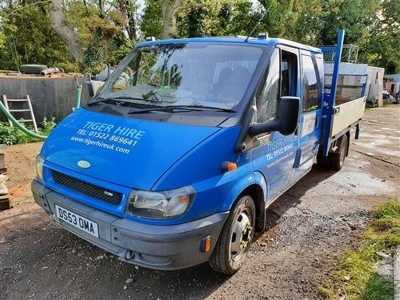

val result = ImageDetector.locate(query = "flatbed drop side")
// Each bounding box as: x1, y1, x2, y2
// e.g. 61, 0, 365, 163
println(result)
318, 32, 366, 170
32, 30, 366, 275
331, 97, 365, 138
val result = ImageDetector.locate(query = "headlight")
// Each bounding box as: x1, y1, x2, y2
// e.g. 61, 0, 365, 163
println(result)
126, 186, 195, 219
34, 155, 44, 180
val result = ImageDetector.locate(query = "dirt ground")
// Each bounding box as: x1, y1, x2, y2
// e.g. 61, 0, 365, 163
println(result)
1, 105, 399, 300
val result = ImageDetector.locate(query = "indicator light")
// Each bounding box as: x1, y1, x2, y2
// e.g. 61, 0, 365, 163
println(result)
221, 161, 237, 172
200, 236, 211, 253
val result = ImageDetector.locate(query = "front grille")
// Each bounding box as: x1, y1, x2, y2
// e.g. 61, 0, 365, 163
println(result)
52, 170, 123, 205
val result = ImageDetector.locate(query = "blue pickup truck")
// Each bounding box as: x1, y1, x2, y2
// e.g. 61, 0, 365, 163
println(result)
32, 30, 366, 275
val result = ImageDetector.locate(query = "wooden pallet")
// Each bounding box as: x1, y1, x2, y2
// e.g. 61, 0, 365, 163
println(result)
0, 194, 10, 210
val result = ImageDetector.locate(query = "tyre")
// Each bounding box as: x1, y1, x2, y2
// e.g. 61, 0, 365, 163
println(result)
20, 64, 48, 74
316, 151, 329, 169
209, 195, 255, 275
329, 134, 348, 171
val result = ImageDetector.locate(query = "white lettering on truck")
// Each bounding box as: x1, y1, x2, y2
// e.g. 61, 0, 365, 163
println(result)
113, 126, 145, 138
265, 137, 296, 163
83, 121, 114, 132
70, 121, 146, 154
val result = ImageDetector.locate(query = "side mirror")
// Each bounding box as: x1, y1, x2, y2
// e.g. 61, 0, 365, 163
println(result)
249, 96, 300, 137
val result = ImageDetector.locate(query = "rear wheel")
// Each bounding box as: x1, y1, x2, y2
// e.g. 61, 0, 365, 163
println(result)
209, 195, 255, 275
329, 134, 348, 171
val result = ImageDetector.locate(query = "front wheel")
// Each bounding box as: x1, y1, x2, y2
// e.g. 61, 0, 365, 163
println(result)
209, 195, 255, 275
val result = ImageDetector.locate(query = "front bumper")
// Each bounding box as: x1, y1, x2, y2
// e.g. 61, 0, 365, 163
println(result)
32, 180, 228, 270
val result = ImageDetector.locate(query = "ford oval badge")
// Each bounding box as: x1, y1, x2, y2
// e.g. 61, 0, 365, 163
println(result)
77, 160, 91, 169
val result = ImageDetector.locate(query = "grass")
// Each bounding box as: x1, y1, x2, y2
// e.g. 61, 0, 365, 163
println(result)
319, 200, 400, 299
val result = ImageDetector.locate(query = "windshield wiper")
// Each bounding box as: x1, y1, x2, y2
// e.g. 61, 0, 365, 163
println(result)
190, 105, 236, 113
128, 105, 236, 114
91, 96, 144, 104
142, 90, 162, 102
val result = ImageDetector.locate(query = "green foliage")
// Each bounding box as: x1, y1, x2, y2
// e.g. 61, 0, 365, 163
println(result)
0, 0, 398, 73
64, 1, 134, 72
358, 0, 400, 73
0, 1, 74, 71
286, 0, 327, 44
0, 122, 26, 145
0, 31, 5, 49
39, 117, 57, 136
225, 1, 264, 37
317, 0, 379, 45
141, 0, 163, 39
0, 118, 56, 145
0, 0, 135, 73
320, 200, 400, 299
178, 6, 207, 37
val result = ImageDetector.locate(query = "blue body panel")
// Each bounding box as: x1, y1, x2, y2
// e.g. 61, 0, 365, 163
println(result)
39, 107, 255, 224
42, 108, 221, 191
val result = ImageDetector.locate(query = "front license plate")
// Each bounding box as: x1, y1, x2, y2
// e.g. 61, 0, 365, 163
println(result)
55, 205, 99, 238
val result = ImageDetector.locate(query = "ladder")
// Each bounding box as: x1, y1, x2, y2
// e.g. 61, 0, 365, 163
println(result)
2, 95, 38, 132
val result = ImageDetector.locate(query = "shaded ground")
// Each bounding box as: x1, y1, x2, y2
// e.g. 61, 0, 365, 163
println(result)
1, 105, 399, 300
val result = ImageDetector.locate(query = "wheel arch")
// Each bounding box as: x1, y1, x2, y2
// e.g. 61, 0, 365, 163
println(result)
222, 172, 268, 232
226, 171, 267, 233
239, 184, 266, 233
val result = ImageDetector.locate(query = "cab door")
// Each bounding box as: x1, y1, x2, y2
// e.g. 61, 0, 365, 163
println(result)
291, 52, 324, 182
251, 46, 300, 202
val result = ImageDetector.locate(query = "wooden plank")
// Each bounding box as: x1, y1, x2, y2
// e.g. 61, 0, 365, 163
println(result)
0, 195, 10, 210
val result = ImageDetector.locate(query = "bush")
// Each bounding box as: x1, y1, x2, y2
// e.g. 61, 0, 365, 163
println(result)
0, 117, 56, 145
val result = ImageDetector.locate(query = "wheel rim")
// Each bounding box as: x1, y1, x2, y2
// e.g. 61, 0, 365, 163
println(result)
230, 209, 253, 262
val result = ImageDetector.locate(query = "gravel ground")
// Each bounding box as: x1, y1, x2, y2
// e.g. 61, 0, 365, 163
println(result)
1, 105, 399, 300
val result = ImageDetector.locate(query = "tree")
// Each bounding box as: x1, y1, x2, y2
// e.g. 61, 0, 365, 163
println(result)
256, 0, 298, 38
0, 0, 73, 70
50, 0, 84, 63
0, 0, 141, 71
143, 0, 260, 39
140, 0, 163, 38
223, 1, 265, 37
56, 0, 137, 71
317, 0, 379, 45
0, 0, 397, 74
143, 0, 235, 39
359, 0, 400, 73
160, 0, 183, 38
178, 0, 233, 37
284, 0, 326, 44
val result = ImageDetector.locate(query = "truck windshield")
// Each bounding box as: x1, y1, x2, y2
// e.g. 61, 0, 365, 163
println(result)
93, 42, 263, 111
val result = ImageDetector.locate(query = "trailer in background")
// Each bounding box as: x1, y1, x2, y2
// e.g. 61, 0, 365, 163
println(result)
385, 74, 400, 103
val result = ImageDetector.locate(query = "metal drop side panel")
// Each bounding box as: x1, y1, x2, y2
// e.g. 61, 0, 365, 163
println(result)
331, 96, 366, 138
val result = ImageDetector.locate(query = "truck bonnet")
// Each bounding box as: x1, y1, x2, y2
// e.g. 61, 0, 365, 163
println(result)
40, 109, 220, 190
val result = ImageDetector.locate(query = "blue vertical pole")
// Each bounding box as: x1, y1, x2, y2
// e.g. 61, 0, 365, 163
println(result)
321, 29, 345, 157
330, 29, 345, 106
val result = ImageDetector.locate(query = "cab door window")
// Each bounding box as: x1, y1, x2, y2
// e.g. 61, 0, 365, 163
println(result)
256, 48, 298, 123
256, 49, 279, 123
301, 54, 322, 111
